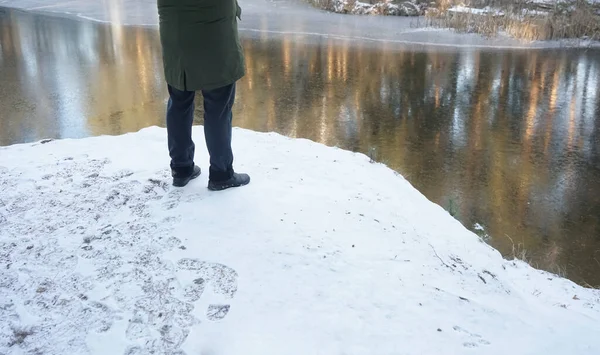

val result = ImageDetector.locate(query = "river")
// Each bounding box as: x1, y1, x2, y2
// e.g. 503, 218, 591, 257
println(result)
0, 7, 599, 286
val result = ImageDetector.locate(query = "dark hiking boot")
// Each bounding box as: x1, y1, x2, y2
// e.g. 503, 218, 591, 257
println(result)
208, 172, 250, 191
172, 165, 201, 187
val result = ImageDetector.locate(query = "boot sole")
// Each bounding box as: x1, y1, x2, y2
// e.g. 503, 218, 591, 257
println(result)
207, 177, 250, 191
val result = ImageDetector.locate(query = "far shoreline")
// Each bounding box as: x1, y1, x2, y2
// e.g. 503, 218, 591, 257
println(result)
1, 5, 599, 51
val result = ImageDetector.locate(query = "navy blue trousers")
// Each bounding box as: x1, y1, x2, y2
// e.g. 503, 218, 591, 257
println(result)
166, 83, 235, 182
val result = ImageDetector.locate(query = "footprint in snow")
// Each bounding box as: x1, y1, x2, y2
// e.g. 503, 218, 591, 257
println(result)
177, 258, 238, 321
207, 304, 231, 321
121, 259, 238, 355
162, 189, 184, 210
453, 325, 491, 348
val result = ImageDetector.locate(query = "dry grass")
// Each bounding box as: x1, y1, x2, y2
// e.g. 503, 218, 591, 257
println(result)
426, 0, 600, 41
504, 235, 570, 279
505, 234, 531, 263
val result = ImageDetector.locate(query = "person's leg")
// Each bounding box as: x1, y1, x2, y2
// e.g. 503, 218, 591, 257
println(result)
166, 84, 201, 186
202, 83, 250, 190
202, 83, 235, 181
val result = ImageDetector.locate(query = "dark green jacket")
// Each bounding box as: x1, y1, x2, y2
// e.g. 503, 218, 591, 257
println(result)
157, 0, 245, 91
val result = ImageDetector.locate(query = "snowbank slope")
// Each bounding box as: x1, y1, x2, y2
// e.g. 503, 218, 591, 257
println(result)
1, 127, 599, 354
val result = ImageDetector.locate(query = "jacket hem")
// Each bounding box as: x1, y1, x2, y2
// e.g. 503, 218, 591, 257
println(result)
166, 70, 245, 93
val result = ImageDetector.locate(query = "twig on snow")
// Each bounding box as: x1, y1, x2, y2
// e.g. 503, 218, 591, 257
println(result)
429, 243, 452, 269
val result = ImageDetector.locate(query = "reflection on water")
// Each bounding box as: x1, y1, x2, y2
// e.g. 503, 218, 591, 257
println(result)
1, 9, 599, 286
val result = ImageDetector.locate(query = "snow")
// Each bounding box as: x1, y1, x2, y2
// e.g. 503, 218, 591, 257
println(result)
530, 0, 598, 4
331, 0, 422, 16
448, 6, 505, 17
1, 126, 599, 354
449, 0, 599, 14
521, 9, 550, 16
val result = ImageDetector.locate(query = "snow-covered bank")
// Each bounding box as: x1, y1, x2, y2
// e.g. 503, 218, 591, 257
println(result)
1, 127, 599, 354
430, 0, 600, 41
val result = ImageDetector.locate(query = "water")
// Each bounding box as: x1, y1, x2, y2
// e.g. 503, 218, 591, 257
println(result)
1, 8, 599, 286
